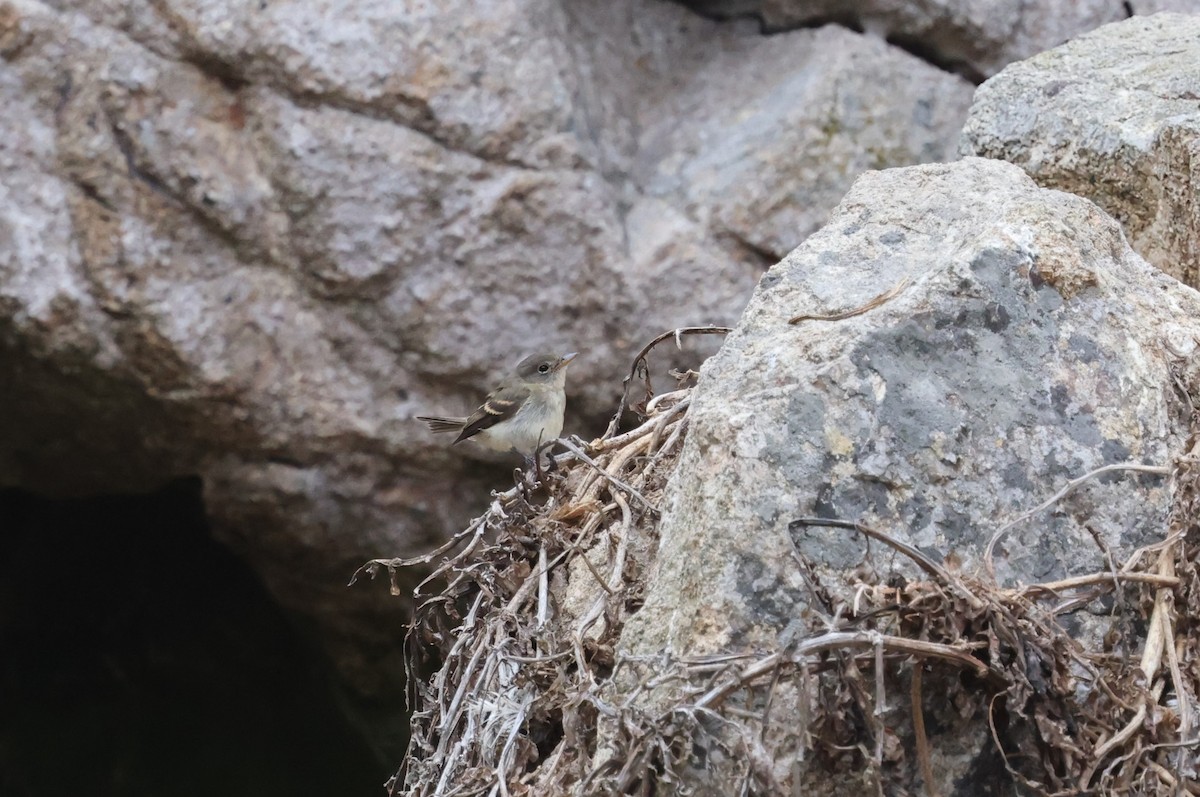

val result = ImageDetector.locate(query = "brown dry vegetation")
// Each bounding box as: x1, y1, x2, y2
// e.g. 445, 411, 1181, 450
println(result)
357, 330, 1200, 796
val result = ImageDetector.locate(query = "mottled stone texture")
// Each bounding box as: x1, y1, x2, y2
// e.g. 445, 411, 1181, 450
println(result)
617, 158, 1200, 793
961, 12, 1200, 289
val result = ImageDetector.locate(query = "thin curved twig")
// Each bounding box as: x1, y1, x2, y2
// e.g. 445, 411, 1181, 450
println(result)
789, 275, 911, 325
603, 325, 732, 438
984, 462, 1170, 576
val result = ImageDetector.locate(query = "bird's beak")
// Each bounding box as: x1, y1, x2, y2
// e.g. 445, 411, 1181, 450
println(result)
557, 352, 578, 370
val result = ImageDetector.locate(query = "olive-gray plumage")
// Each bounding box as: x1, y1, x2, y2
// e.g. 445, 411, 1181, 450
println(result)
417, 351, 577, 454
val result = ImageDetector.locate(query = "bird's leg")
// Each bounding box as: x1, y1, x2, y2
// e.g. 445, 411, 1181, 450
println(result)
508, 446, 534, 494
542, 440, 560, 473
531, 432, 547, 483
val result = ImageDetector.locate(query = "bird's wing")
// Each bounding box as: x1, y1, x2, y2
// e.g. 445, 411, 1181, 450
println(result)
454, 381, 525, 444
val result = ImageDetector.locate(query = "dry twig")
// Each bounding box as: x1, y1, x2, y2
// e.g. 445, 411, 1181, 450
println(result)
985, 462, 1171, 575
789, 275, 911, 325
603, 325, 731, 437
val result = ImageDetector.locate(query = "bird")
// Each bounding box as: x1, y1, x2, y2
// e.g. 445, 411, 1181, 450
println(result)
417, 351, 577, 456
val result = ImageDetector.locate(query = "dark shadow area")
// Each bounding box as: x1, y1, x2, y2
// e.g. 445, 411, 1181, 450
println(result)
0, 479, 385, 797
883, 33, 986, 85
669, 0, 986, 85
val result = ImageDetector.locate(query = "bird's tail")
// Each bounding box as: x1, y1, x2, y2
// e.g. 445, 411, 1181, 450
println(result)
417, 415, 465, 434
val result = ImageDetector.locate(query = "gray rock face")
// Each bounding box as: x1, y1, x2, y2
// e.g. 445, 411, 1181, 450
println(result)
0, 0, 973, 738
564, 1, 976, 329
961, 13, 1200, 288
616, 157, 1199, 791
680, 0, 1136, 79
1129, 0, 1200, 11
630, 24, 970, 261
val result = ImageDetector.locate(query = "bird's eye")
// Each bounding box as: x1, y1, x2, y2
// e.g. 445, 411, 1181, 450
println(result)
538, 363, 551, 373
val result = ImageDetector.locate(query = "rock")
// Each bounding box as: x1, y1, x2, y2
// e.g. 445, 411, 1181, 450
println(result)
615, 157, 1199, 792
1128, 0, 1200, 11
0, 0, 973, 751
567, 1, 974, 327
628, 24, 973, 263
960, 13, 1200, 288
677, 0, 1130, 79
41, 0, 593, 170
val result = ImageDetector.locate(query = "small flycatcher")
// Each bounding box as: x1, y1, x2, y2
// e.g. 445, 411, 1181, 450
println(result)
417, 351, 577, 455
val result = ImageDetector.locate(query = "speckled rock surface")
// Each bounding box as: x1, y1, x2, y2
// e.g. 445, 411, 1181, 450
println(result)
615, 157, 1200, 792
961, 13, 1200, 288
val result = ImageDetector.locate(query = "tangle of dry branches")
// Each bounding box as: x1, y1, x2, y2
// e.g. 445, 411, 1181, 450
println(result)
358, 331, 1200, 796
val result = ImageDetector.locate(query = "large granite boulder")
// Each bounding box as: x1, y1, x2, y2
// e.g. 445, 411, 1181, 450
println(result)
613, 157, 1199, 793
961, 12, 1200, 288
